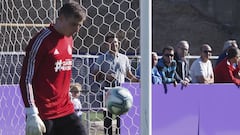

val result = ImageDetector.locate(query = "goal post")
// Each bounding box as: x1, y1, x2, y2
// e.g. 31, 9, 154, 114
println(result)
0, 0, 144, 135
140, 0, 152, 135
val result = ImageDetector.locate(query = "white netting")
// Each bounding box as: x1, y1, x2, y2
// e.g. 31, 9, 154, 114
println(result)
0, 0, 140, 134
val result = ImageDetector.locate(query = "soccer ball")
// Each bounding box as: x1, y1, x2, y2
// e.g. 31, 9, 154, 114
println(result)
105, 87, 133, 115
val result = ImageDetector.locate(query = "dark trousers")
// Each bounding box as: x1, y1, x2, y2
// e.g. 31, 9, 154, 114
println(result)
43, 113, 87, 135
104, 110, 121, 135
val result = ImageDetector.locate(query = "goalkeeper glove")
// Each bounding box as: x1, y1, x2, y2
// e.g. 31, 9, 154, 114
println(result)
26, 106, 46, 135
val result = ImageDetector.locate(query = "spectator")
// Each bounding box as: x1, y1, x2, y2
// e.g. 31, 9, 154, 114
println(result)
93, 33, 139, 135
156, 46, 178, 85
214, 47, 240, 85
19, 2, 87, 135
174, 40, 192, 84
151, 52, 163, 84
136, 52, 162, 84
190, 44, 214, 84
70, 83, 83, 121
216, 40, 238, 66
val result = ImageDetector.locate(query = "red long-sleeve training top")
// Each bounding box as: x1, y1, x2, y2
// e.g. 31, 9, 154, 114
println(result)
20, 25, 74, 120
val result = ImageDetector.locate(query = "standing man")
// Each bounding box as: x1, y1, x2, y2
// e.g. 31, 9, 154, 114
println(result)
93, 33, 139, 135
190, 44, 214, 84
174, 40, 191, 85
19, 2, 87, 135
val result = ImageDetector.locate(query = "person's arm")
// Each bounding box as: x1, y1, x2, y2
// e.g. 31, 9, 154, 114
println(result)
19, 37, 46, 135
92, 57, 104, 82
124, 55, 139, 82
185, 61, 192, 82
152, 75, 162, 84
195, 75, 213, 84
191, 60, 214, 84
228, 65, 240, 85
159, 69, 175, 84
208, 62, 215, 83
152, 67, 162, 84
92, 55, 116, 82
174, 71, 182, 83
127, 70, 140, 82
175, 71, 189, 86
209, 74, 214, 84
157, 63, 175, 84
196, 71, 214, 84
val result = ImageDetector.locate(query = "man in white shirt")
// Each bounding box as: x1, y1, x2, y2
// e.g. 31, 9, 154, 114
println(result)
93, 33, 139, 135
190, 44, 214, 84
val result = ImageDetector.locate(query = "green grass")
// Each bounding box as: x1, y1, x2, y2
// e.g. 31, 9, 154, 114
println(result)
82, 112, 103, 121
82, 111, 117, 121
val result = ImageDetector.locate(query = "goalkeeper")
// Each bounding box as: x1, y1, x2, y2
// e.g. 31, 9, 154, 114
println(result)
19, 2, 86, 135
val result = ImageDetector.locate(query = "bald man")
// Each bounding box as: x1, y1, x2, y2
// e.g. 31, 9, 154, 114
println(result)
190, 44, 214, 84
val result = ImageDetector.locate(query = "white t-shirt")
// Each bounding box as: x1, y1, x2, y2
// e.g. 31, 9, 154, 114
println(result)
94, 51, 131, 84
72, 98, 83, 116
190, 58, 214, 83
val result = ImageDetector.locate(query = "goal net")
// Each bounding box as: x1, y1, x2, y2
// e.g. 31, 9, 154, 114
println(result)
0, 0, 140, 134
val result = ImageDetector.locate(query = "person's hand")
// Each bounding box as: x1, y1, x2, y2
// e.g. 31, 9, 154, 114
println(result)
26, 106, 46, 135
106, 70, 116, 81
173, 80, 177, 87
181, 80, 189, 86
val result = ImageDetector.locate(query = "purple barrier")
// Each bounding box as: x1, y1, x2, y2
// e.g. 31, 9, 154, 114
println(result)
0, 85, 25, 135
121, 83, 141, 135
2, 84, 240, 135
121, 83, 240, 135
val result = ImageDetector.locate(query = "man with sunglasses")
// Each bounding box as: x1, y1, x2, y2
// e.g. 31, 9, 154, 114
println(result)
156, 46, 178, 85
190, 44, 214, 84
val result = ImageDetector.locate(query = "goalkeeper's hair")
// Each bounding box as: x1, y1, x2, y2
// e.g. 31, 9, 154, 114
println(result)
59, 1, 86, 21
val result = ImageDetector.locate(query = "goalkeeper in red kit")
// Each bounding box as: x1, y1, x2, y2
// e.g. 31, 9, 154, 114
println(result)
19, 2, 87, 135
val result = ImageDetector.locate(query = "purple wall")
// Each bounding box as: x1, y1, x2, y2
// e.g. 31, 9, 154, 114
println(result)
2, 84, 240, 135
121, 83, 240, 135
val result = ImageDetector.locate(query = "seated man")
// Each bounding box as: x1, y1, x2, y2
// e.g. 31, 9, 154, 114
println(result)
214, 47, 240, 85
